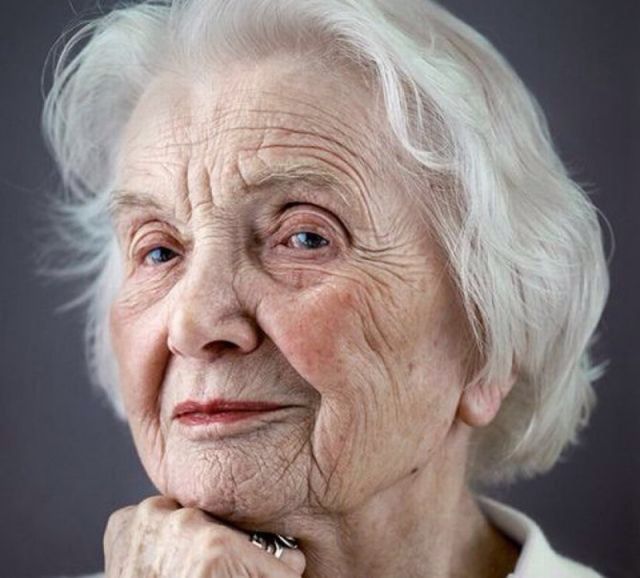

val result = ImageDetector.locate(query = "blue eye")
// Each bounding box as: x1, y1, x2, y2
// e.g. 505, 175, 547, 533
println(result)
145, 246, 177, 265
287, 232, 329, 250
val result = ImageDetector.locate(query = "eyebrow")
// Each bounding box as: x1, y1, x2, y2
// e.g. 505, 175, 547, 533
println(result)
246, 169, 351, 205
108, 167, 353, 224
108, 190, 169, 222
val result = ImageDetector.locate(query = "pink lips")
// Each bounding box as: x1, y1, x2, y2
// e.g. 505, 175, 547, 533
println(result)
172, 399, 287, 425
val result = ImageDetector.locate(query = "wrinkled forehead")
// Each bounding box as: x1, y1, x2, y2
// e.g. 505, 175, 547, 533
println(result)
110, 56, 412, 237
117, 56, 390, 183
111, 55, 414, 234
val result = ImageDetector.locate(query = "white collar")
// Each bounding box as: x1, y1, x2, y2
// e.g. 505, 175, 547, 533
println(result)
478, 496, 603, 578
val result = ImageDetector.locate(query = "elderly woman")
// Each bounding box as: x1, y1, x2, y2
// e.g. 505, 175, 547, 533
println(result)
42, 0, 609, 576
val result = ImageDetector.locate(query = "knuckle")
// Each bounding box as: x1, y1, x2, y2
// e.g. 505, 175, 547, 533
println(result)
110, 504, 135, 522
201, 528, 233, 552
154, 494, 178, 507
102, 530, 112, 557
138, 495, 175, 516
104, 506, 133, 538
168, 506, 203, 527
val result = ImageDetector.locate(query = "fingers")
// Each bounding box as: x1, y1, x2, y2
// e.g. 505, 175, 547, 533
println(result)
277, 546, 307, 574
187, 527, 303, 578
104, 497, 178, 553
104, 496, 180, 578
284, 548, 307, 575
103, 495, 305, 578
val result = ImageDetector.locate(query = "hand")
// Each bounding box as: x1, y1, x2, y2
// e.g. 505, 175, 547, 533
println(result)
104, 496, 306, 577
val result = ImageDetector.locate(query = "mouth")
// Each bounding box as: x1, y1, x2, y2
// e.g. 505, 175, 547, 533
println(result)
172, 399, 290, 426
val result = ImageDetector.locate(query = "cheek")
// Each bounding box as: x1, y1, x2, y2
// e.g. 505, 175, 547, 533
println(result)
258, 286, 373, 498
258, 285, 358, 393
109, 296, 169, 421
261, 278, 414, 405
259, 281, 409, 481
259, 271, 470, 502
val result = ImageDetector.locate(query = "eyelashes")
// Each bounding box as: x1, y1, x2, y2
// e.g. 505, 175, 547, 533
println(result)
132, 206, 342, 272
140, 228, 331, 268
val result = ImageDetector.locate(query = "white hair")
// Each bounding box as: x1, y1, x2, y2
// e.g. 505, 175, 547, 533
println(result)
39, 0, 609, 483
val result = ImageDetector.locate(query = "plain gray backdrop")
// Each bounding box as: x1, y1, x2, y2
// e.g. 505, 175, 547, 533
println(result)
1, 1, 638, 577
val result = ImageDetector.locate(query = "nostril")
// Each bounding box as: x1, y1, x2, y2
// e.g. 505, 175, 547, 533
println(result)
167, 313, 262, 360
203, 340, 236, 355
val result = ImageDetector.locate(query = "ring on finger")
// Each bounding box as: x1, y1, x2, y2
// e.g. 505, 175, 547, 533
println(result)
249, 532, 298, 559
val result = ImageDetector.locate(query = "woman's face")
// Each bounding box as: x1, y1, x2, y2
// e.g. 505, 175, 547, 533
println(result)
109, 55, 472, 527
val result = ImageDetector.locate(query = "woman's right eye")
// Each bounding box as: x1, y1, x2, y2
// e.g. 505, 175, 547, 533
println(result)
143, 246, 178, 266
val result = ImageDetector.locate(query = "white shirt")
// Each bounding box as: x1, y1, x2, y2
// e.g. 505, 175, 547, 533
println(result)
479, 497, 604, 578
68, 499, 604, 578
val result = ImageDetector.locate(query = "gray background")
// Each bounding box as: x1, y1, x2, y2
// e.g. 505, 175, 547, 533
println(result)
1, 1, 638, 577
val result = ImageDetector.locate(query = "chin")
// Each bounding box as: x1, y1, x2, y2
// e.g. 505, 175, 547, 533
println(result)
169, 484, 297, 529
157, 446, 311, 527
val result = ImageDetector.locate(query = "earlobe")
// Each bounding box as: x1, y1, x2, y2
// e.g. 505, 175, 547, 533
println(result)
457, 370, 517, 428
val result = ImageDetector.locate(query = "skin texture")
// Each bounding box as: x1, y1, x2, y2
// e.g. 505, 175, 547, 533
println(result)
107, 54, 519, 577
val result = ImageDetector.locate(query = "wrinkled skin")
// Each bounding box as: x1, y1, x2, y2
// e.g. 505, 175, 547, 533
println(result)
104, 496, 306, 577
107, 54, 517, 577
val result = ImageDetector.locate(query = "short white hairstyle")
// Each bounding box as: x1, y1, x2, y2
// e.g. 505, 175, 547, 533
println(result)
39, 0, 609, 483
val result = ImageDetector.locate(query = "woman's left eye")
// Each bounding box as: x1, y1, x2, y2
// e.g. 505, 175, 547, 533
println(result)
285, 231, 330, 250
144, 246, 178, 265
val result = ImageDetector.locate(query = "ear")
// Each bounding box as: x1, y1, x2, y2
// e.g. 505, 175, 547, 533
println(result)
457, 370, 517, 428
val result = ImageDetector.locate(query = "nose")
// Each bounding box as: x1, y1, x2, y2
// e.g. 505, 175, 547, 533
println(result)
166, 255, 261, 361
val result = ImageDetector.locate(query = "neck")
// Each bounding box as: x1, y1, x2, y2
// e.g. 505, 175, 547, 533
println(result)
288, 434, 519, 578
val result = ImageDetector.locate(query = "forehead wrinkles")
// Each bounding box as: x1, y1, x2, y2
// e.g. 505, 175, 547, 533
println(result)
216, 88, 380, 163
170, 87, 381, 168
119, 72, 399, 233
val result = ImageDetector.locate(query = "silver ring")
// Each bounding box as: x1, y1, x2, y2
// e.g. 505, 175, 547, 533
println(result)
249, 532, 298, 559
273, 540, 285, 559
275, 535, 298, 549
249, 532, 269, 550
